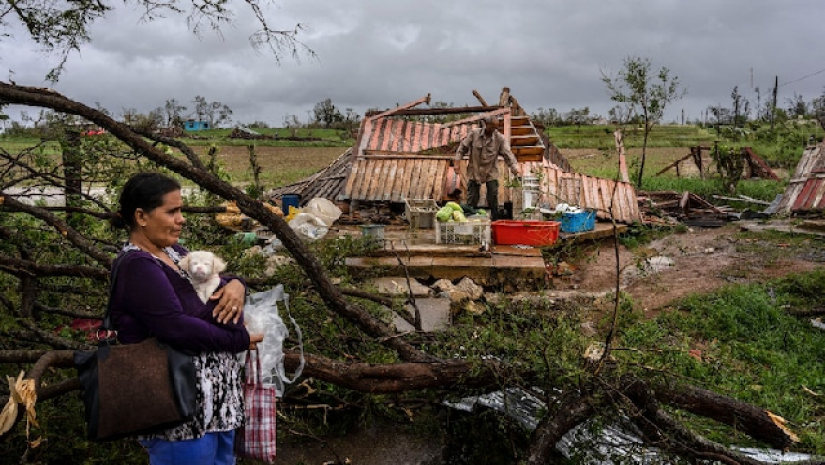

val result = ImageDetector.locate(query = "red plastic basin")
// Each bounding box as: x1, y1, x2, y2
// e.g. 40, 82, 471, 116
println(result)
491, 220, 560, 246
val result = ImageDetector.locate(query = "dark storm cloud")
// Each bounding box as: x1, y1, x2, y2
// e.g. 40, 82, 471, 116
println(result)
2, 0, 824, 126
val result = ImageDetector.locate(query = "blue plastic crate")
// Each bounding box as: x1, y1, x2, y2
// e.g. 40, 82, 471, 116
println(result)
561, 210, 596, 233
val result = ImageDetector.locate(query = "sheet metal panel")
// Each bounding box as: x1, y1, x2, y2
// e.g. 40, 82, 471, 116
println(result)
345, 158, 453, 203
780, 144, 825, 213
521, 160, 640, 223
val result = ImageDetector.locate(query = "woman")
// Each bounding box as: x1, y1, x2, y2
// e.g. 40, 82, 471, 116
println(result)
110, 172, 262, 464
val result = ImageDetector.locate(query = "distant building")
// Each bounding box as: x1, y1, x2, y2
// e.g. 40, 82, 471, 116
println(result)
183, 120, 211, 131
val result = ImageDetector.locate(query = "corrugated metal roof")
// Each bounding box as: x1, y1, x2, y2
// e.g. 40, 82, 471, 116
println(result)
268, 148, 352, 206
344, 157, 450, 203
779, 144, 825, 214
521, 159, 640, 223
340, 156, 639, 224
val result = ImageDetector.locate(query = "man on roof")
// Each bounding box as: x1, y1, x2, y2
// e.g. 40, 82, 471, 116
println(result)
453, 115, 521, 220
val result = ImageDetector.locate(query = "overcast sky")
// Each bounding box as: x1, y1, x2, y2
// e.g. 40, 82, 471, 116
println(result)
2, 1, 824, 127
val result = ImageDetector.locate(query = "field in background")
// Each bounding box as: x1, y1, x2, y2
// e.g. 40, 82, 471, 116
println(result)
547, 124, 721, 149
197, 145, 346, 187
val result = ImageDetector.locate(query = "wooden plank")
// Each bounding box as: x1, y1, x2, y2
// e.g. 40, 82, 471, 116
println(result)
601, 178, 616, 218
423, 160, 437, 200
510, 127, 533, 136
411, 122, 424, 153
403, 121, 414, 153
380, 119, 395, 151
510, 135, 539, 146
432, 159, 447, 201
356, 158, 372, 199
398, 159, 412, 202
378, 160, 392, 200
367, 120, 381, 151
365, 159, 381, 200
407, 159, 423, 201
386, 159, 399, 202
343, 159, 360, 198
350, 159, 365, 199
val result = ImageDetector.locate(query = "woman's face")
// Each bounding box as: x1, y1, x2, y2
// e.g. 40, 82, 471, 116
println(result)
135, 189, 186, 249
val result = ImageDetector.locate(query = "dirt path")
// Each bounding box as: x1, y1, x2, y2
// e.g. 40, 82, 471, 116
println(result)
560, 223, 823, 315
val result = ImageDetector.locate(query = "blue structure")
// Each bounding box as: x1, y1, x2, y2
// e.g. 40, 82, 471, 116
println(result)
183, 120, 210, 131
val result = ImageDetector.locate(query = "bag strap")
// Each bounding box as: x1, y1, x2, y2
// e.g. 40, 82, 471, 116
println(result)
246, 350, 264, 385
99, 253, 126, 335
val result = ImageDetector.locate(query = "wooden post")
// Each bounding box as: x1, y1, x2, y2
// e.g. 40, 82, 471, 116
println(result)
614, 129, 629, 183
503, 110, 512, 144
771, 75, 778, 131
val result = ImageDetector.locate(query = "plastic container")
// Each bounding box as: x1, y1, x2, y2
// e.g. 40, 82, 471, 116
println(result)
360, 224, 385, 247
404, 199, 439, 229
492, 220, 560, 246
561, 210, 596, 233
436, 220, 491, 245
281, 194, 301, 213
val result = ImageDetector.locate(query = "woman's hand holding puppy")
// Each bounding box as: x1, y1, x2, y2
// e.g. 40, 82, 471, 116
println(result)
211, 279, 246, 324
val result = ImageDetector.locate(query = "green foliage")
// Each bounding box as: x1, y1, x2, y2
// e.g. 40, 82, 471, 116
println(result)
602, 55, 686, 186
710, 143, 745, 193
620, 271, 825, 452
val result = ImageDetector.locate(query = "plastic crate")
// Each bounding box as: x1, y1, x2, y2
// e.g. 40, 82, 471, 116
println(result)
492, 220, 560, 246
359, 224, 385, 247
436, 220, 491, 245
561, 210, 596, 233
404, 199, 439, 229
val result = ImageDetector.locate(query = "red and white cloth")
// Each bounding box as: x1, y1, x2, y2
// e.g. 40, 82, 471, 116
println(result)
235, 350, 277, 463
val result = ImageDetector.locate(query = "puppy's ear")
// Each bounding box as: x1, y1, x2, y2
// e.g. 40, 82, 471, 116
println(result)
213, 255, 226, 274
179, 254, 191, 271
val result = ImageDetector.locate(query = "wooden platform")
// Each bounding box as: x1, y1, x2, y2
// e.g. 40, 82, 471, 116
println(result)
341, 221, 626, 289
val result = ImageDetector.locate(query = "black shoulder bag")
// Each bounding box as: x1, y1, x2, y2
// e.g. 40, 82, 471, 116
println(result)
74, 255, 197, 441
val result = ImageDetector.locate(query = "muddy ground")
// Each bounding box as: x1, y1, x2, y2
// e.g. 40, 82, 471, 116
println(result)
559, 221, 824, 315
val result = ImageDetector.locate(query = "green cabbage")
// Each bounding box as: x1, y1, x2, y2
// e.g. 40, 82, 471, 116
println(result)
436, 206, 454, 222
445, 201, 463, 212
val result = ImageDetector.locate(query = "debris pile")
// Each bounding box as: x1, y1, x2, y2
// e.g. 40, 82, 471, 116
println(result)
638, 191, 731, 227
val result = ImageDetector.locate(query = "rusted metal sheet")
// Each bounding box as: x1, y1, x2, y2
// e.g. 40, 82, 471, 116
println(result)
779, 144, 825, 214
520, 160, 640, 223
362, 119, 472, 155
345, 157, 452, 203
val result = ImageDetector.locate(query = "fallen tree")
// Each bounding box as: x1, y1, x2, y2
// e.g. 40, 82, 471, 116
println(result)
0, 82, 818, 463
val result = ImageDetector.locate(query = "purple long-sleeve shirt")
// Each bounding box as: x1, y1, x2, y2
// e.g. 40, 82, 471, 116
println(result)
110, 245, 250, 353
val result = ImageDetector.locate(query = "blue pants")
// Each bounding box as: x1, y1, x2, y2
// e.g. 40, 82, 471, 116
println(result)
139, 430, 236, 465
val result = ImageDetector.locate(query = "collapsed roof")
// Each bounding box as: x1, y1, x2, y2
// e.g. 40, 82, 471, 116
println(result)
270, 89, 640, 224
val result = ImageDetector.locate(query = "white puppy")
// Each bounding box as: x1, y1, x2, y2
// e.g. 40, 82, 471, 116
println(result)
179, 251, 227, 303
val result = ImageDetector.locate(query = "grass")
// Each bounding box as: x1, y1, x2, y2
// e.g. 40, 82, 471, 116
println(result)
619, 269, 825, 453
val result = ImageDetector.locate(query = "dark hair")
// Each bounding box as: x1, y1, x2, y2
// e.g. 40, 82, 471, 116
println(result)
112, 172, 181, 230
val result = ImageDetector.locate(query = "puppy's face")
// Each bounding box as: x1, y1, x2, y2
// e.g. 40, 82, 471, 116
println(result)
180, 251, 226, 282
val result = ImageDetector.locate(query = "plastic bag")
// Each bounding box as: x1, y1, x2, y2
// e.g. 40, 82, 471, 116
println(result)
302, 198, 342, 227
243, 285, 305, 397
288, 212, 329, 240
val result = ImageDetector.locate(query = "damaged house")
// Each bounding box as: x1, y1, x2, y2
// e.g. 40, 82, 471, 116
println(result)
270, 89, 639, 226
